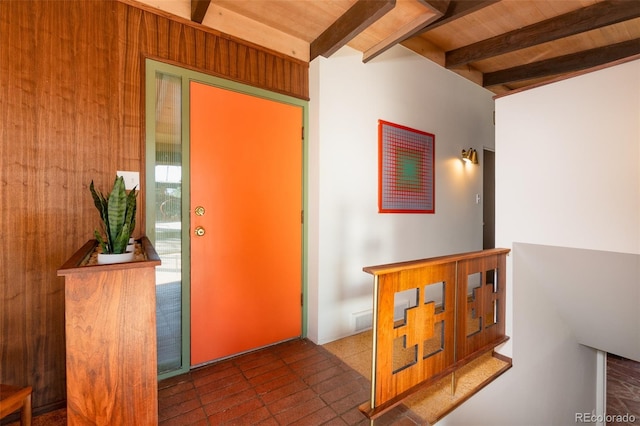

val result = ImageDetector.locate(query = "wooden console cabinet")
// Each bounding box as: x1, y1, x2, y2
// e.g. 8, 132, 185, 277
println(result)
57, 237, 160, 425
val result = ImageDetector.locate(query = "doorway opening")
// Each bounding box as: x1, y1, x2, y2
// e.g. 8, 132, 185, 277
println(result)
483, 148, 495, 250
145, 59, 309, 380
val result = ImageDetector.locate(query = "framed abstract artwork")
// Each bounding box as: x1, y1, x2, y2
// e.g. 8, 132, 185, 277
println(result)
378, 120, 435, 213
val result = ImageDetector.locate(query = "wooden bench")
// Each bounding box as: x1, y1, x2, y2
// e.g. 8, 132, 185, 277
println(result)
0, 384, 32, 426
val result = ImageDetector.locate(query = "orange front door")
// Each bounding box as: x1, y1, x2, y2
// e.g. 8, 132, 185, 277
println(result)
190, 81, 302, 365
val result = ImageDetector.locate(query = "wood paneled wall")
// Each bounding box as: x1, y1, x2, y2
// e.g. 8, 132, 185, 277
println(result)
0, 0, 308, 415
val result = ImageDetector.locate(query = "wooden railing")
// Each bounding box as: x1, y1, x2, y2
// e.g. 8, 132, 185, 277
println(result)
359, 248, 510, 418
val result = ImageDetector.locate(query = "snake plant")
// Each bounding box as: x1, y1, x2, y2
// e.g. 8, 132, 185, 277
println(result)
90, 176, 137, 254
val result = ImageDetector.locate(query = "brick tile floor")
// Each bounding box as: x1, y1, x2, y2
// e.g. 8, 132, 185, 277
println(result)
5, 342, 639, 425
158, 338, 425, 425
606, 354, 640, 426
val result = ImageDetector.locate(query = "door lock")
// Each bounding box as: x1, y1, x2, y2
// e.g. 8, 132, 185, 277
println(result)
194, 226, 206, 237
194, 206, 206, 216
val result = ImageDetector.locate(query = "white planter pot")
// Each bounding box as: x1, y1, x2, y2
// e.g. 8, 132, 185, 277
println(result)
127, 238, 135, 253
97, 251, 135, 265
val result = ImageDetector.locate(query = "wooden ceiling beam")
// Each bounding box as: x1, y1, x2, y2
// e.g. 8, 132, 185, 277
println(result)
447, 0, 640, 68
419, 0, 450, 15
423, 0, 498, 31
483, 38, 640, 87
362, 0, 448, 62
310, 0, 396, 61
191, 0, 210, 24
399, 0, 498, 43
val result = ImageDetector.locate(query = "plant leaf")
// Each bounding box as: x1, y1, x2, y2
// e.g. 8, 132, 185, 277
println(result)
90, 176, 137, 254
125, 185, 138, 236
112, 223, 130, 254
106, 176, 127, 253
89, 180, 108, 223
94, 229, 108, 253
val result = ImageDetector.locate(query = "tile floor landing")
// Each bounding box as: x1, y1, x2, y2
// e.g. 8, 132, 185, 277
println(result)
2, 338, 423, 426
156, 338, 422, 425
5, 340, 640, 425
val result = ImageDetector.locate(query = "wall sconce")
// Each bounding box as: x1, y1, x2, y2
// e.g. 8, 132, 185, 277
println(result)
461, 148, 478, 164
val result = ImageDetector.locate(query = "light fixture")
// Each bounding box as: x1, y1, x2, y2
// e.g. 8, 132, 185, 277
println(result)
461, 148, 478, 164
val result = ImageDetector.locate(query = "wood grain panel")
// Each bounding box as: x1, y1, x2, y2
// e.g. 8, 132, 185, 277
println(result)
373, 263, 457, 406
456, 253, 507, 359
363, 249, 510, 414
1, 0, 308, 416
0, 0, 120, 413
117, 1, 309, 100
58, 239, 160, 425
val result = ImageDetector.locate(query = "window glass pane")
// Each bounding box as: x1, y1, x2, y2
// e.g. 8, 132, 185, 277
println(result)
154, 73, 183, 374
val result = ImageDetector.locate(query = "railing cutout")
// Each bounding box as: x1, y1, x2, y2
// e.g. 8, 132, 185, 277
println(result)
361, 248, 510, 418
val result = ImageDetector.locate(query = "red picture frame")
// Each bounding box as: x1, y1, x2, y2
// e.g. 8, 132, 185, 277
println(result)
378, 120, 435, 213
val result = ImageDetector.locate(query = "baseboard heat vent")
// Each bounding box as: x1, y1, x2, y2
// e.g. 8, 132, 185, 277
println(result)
353, 301, 411, 333
353, 310, 373, 332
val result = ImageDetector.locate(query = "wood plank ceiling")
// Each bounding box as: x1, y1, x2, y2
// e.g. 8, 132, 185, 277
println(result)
137, 0, 640, 95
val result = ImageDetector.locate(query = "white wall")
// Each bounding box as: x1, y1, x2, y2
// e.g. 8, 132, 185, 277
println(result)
496, 62, 639, 256
307, 45, 495, 344
441, 60, 640, 425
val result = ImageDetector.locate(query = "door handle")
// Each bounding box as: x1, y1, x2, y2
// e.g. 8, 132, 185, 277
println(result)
194, 226, 206, 237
